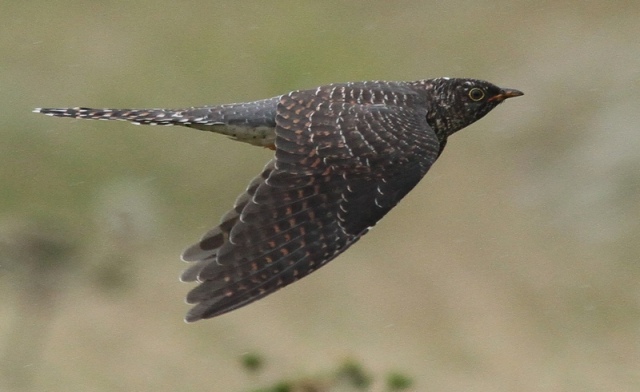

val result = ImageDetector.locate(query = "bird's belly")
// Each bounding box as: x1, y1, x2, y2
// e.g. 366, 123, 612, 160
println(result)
192, 123, 276, 148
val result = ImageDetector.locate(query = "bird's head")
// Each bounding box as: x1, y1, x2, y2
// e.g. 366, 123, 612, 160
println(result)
426, 77, 523, 138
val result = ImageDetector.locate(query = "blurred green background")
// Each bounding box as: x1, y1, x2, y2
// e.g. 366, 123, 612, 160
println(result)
1, 1, 639, 391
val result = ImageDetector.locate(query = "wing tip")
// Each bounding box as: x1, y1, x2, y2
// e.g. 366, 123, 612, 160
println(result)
184, 302, 214, 323
181, 244, 202, 262
183, 312, 199, 323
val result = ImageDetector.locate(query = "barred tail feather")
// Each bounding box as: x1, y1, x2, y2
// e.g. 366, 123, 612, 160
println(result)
34, 101, 279, 148
33, 107, 201, 126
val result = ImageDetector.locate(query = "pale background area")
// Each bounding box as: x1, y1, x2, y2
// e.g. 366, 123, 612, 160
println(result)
1, 1, 639, 391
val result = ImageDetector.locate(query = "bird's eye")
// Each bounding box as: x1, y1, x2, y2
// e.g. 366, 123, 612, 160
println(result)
468, 88, 485, 101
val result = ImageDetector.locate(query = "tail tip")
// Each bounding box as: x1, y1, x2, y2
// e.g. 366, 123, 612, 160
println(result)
33, 107, 65, 116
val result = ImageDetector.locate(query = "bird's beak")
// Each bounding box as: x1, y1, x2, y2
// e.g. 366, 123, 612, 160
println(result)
488, 88, 524, 102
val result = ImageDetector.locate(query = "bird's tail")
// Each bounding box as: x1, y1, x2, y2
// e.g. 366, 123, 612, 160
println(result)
33, 107, 200, 126
34, 97, 279, 147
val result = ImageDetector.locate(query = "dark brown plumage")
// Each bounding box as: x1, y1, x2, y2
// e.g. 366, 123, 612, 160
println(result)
35, 78, 523, 321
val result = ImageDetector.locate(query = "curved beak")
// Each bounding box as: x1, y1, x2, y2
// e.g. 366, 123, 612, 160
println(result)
488, 88, 524, 102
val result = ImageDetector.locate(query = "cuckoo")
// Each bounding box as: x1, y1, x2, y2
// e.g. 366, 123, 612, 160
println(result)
35, 78, 523, 321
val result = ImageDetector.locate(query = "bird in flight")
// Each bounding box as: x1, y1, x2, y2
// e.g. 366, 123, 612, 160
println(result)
35, 78, 522, 322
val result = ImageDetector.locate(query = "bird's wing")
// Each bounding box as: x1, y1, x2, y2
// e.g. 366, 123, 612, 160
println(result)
181, 83, 442, 321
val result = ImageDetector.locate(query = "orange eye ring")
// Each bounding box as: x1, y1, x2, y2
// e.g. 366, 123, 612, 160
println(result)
468, 88, 485, 101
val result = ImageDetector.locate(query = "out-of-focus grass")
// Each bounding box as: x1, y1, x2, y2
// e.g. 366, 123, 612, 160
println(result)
1, 1, 639, 391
